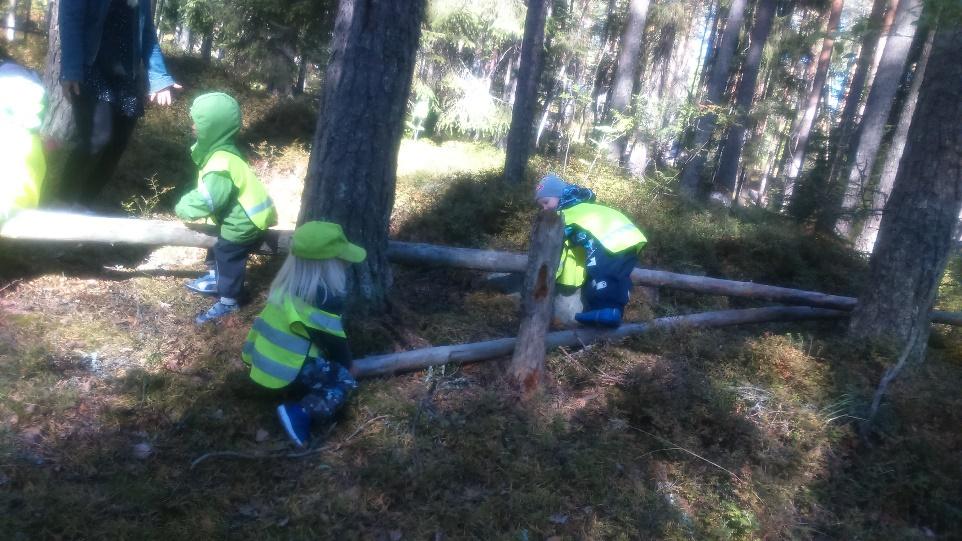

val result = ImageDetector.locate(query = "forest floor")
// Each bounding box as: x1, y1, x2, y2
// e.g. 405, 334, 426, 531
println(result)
1, 53, 961, 540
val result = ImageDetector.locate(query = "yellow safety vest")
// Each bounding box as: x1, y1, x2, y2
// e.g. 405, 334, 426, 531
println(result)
555, 203, 646, 287
241, 295, 346, 389
0, 129, 45, 218
198, 150, 277, 230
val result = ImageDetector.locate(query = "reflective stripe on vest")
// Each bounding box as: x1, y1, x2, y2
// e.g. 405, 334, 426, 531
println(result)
560, 203, 646, 254
241, 295, 346, 388
198, 150, 278, 230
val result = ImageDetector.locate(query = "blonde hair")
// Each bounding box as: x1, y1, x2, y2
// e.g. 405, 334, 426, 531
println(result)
268, 254, 348, 306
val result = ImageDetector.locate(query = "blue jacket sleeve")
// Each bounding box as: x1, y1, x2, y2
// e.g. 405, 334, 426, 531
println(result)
59, 0, 87, 82
141, 2, 175, 94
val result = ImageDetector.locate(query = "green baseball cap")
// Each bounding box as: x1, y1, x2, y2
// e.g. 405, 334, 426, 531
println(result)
291, 221, 366, 262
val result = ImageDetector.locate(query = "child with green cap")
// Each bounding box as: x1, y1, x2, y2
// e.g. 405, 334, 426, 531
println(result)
175, 92, 277, 324
241, 221, 366, 448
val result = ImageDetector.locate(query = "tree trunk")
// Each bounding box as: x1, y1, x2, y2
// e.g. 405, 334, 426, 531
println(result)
824, 0, 897, 192
677, 0, 748, 200
853, 27, 934, 254
713, 0, 778, 199
833, 0, 921, 238
503, 0, 550, 184
606, 0, 651, 163
509, 210, 564, 393
200, 30, 213, 63
355, 307, 846, 378
40, 0, 76, 164
780, 0, 845, 209
293, 54, 308, 96
297, 0, 426, 309
186, 28, 195, 53
6, 0, 17, 40
155, 0, 164, 28
847, 23, 962, 362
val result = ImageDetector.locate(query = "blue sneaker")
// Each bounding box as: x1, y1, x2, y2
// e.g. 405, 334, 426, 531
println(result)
575, 308, 623, 328
277, 403, 311, 448
186, 271, 217, 295
194, 301, 239, 324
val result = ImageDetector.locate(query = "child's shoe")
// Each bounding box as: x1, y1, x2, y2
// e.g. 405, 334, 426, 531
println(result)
277, 403, 311, 448
575, 308, 623, 328
194, 301, 239, 324
186, 271, 217, 295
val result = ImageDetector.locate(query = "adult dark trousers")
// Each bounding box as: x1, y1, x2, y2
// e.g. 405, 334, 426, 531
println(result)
207, 237, 260, 301
582, 245, 638, 311
62, 94, 138, 205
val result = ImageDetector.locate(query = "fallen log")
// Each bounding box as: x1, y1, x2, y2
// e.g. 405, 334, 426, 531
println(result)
3, 210, 961, 325
353, 306, 847, 378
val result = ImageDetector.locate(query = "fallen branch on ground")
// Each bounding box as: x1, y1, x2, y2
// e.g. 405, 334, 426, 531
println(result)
353, 307, 846, 378
4, 210, 960, 324
189, 415, 389, 469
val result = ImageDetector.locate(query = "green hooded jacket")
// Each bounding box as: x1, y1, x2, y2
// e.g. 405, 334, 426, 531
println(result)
175, 93, 264, 244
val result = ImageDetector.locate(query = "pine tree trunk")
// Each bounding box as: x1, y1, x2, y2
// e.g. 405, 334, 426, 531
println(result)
200, 30, 213, 63
606, 0, 651, 164
847, 24, 962, 361
833, 0, 921, 238
853, 28, 934, 254
6, 0, 17, 41
780, 0, 844, 209
713, 0, 778, 199
298, 0, 426, 310
293, 54, 308, 96
824, 0, 896, 191
678, 0, 748, 200
503, 0, 550, 184
40, 0, 75, 146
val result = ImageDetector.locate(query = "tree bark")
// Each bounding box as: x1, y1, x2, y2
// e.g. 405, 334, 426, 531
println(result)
297, 0, 426, 309
780, 0, 845, 209
40, 0, 75, 147
713, 0, 778, 200
503, 0, 550, 184
606, 0, 652, 164
509, 210, 564, 393
833, 0, 921, 238
847, 23, 962, 361
853, 27, 934, 254
678, 0, 748, 200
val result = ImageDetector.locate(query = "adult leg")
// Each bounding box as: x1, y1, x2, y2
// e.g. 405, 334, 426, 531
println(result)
78, 104, 138, 205
59, 94, 98, 204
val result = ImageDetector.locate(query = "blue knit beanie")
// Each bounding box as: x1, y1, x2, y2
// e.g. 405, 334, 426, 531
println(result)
534, 173, 567, 200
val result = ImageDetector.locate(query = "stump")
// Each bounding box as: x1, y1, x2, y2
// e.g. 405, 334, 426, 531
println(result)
509, 210, 564, 393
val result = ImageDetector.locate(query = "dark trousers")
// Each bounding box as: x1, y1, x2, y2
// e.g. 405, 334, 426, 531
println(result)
62, 95, 139, 205
582, 245, 639, 311
205, 237, 260, 300
292, 357, 357, 421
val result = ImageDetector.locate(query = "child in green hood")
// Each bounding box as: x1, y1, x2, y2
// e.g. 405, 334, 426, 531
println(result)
175, 92, 278, 324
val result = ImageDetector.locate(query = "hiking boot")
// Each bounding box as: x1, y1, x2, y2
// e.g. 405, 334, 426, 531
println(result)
186, 271, 217, 295
277, 403, 311, 448
575, 308, 623, 328
194, 301, 239, 324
